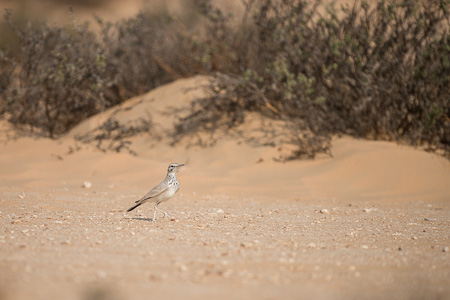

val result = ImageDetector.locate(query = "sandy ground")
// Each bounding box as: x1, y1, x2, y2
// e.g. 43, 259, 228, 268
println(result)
1, 77, 449, 300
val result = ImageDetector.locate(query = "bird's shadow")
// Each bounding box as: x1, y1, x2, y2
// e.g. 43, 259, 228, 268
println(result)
124, 217, 154, 222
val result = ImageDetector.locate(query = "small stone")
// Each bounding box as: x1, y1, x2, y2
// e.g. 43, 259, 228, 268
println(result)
424, 218, 436, 221
320, 209, 330, 214
361, 245, 369, 249
307, 242, 316, 249
218, 269, 233, 278
61, 240, 71, 245
240, 242, 253, 248
412, 236, 418, 240
216, 209, 224, 214
97, 270, 106, 278
443, 246, 449, 253
12, 219, 21, 224
18, 192, 26, 199
82, 181, 92, 188
177, 263, 188, 272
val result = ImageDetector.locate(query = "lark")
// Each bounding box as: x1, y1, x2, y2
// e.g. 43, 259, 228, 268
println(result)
127, 163, 184, 221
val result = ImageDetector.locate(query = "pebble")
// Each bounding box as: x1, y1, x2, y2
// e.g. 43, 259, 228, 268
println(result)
240, 242, 253, 248
363, 208, 377, 213
307, 242, 316, 249
320, 209, 330, 215
218, 269, 233, 278
97, 270, 106, 279
176, 263, 188, 272
443, 246, 449, 253
361, 245, 369, 249
82, 181, 92, 188
18, 192, 26, 199
216, 209, 224, 214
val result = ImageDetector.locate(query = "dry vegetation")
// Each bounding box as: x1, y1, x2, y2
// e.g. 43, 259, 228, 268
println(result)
0, 0, 449, 157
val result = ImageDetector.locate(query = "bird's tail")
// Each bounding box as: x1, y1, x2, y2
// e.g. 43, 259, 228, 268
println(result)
127, 202, 143, 212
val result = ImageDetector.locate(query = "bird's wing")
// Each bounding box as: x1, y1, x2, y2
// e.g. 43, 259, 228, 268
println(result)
135, 181, 169, 204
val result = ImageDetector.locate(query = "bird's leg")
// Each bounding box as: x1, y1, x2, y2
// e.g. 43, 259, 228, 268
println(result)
155, 202, 171, 219
152, 205, 157, 222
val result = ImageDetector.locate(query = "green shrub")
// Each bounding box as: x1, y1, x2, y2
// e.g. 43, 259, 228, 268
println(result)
0, 0, 448, 158
177, 0, 450, 158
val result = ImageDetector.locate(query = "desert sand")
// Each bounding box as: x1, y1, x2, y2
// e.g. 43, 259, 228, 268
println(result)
0, 77, 449, 300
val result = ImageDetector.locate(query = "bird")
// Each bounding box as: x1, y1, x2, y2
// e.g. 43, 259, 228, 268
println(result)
127, 163, 184, 221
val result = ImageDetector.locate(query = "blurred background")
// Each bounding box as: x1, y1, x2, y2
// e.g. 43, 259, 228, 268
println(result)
0, 0, 448, 157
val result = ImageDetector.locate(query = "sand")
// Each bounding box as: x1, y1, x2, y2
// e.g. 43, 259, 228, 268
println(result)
1, 76, 449, 300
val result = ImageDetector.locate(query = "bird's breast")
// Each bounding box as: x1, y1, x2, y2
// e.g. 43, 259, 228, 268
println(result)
155, 185, 179, 203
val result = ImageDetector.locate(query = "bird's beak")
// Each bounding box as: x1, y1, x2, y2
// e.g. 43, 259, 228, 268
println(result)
177, 164, 185, 167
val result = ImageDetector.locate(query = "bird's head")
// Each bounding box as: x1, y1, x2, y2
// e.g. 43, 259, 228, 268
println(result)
167, 163, 184, 174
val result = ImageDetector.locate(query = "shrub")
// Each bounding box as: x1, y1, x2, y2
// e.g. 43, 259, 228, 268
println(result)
0, 0, 448, 158
0, 6, 207, 138
1, 9, 121, 137
177, 0, 450, 158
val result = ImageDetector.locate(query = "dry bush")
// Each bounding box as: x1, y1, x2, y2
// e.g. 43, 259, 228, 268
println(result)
0, 4, 208, 138
73, 107, 153, 156
176, 0, 450, 158
0, 0, 448, 158
96, 9, 205, 98
1, 9, 122, 137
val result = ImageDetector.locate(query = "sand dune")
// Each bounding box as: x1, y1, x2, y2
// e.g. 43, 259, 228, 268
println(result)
1, 76, 449, 202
